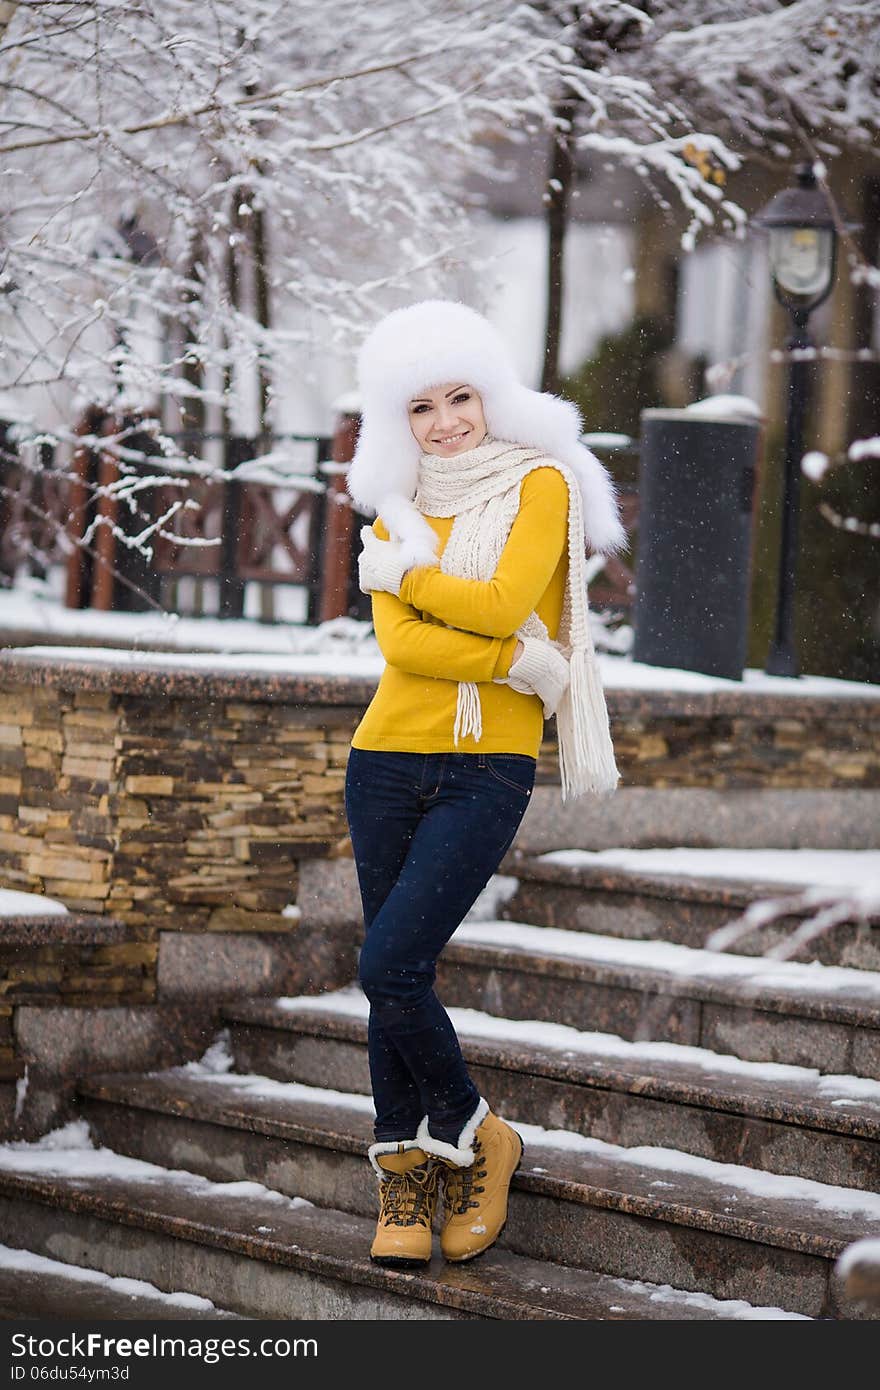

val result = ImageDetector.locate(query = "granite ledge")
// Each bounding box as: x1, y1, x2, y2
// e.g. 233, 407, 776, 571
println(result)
0, 915, 132, 947
2, 647, 880, 722
0, 647, 376, 708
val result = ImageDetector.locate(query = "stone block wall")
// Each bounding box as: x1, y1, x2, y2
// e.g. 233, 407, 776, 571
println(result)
0, 679, 360, 925
0, 652, 376, 1136
537, 694, 880, 789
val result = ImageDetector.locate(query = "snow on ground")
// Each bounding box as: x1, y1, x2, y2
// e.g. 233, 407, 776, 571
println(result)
453, 919, 880, 1001
0, 1243, 221, 1312
13, 643, 386, 679
464, 874, 520, 922
0, 1111, 804, 1320
538, 848, 880, 892
277, 987, 880, 1110
0, 1119, 312, 1209
9, 639, 880, 699
185, 1029, 236, 1074
0, 888, 69, 917
0, 592, 380, 657
2, 588, 880, 697
605, 661, 880, 698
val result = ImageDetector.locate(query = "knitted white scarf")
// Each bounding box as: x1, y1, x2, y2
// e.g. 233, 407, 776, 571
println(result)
412, 435, 619, 800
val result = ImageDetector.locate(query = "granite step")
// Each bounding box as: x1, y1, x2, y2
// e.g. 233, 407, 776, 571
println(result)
0, 1136, 795, 1321
515, 786, 880, 856
0, 1243, 243, 1319
497, 850, 880, 970
75, 1067, 879, 1317
222, 991, 880, 1192
437, 921, 880, 1079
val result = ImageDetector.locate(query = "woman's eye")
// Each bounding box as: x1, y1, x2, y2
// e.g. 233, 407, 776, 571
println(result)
410, 404, 429, 414
452, 393, 470, 403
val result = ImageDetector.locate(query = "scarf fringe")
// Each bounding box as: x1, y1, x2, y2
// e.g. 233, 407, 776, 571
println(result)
453, 681, 482, 747
555, 645, 620, 801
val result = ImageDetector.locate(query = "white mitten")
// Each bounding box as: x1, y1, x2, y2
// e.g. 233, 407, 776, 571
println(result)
504, 636, 571, 718
357, 526, 411, 596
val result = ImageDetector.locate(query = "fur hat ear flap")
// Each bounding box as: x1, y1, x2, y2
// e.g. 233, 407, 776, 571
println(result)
568, 442, 628, 556
481, 384, 627, 556
345, 409, 420, 517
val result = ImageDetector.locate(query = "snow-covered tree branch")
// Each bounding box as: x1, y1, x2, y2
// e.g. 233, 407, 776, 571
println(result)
708, 881, 880, 962
0, 2, 589, 420
4, 1, 874, 429
0, 1, 877, 596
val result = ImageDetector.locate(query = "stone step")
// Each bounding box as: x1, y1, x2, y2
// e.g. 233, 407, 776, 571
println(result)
515, 786, 880, 855
438, 921, 880, 1079
222, 991, 880, 1193
0, 1133, 793, 1321
499, 851, 880, 971
0, 1242, 243, 1319
75, 1067, 878, 1318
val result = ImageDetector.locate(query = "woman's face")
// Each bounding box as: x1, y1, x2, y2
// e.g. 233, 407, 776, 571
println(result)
408, 382, 487, 456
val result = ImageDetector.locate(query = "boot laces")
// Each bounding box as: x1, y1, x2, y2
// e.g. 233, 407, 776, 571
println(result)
379, 1163, 438, 1229
445, 1139, 488, 1215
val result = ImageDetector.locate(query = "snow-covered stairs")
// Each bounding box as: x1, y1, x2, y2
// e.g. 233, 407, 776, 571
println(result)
498, 848, 880, 969
223, 992, 880, 1193
437, 921, 880, 1078
66, 1059, 877, 1318
1, 855, 878, 1318
0, 1115, 788, 1320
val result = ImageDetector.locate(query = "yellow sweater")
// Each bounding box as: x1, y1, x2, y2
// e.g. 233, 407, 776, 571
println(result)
351, 465, 570, 756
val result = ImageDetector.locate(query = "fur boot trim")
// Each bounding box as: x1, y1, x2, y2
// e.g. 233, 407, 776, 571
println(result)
346, 299, 625, 556
415, 1096, 490, 1168
367, 1137, 423, 1178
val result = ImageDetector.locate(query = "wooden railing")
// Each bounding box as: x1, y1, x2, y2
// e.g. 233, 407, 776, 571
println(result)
0, 412, 639, 624
0, 409, 367, 624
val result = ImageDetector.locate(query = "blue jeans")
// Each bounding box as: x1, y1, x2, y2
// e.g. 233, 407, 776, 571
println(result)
344, 748, 536, 1145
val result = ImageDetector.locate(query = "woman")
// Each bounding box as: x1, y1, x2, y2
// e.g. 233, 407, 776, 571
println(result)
344, 298, 624, 1268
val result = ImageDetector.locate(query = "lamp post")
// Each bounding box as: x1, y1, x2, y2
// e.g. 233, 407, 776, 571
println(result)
753, 164, 841, 678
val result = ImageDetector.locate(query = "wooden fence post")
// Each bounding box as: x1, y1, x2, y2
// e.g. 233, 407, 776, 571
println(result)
317, 408, 360, 623
64, 405, 108, 609
91, 412, 122, 611
219, 435, 247, 619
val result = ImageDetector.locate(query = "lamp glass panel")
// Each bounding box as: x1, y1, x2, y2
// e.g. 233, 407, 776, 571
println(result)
769, 226, 834, 298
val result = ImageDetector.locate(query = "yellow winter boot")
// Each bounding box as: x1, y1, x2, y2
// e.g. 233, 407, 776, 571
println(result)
417, 1105, 523, 1263
368, 1143, 439, 1267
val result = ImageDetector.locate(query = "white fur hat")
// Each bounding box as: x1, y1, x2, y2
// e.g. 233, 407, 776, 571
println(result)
346, 298, 626, 555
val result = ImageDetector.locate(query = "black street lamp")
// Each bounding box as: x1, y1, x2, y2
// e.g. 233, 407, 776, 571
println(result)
753, 163, 844, 678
